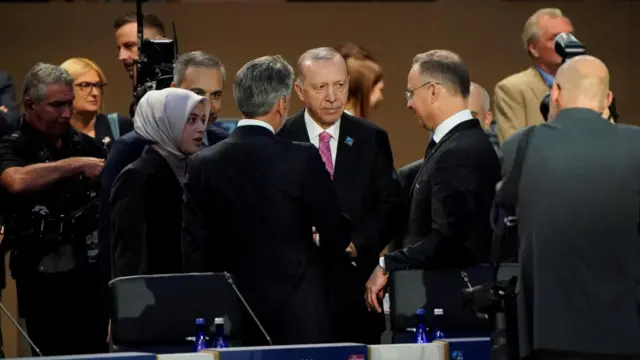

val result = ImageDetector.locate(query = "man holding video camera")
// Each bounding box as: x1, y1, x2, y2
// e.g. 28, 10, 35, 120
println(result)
0, 63, 107, 355
500, 55, 640, 360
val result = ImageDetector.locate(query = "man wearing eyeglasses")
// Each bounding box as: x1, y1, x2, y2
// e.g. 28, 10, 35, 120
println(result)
365, 50, 501, 313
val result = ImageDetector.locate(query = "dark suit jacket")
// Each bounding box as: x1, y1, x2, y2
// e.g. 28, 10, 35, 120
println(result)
99, 128, 229, 282
98, 132, 152, 282
0, 72, 19, 133
181, 124, 352, 345
202, 124, 229, 149
390, 159, 423, 252
384, 119, 500, 271
110, 147, 184, 278
501, 108, 640, 356
278, 111, 399, 273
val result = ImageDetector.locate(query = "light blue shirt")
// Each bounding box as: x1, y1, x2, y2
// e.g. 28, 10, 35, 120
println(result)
536, 66, 555, 88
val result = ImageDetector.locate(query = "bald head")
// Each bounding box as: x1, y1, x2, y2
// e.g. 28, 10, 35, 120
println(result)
552, 55, 611, 112
469, 82, 493, 129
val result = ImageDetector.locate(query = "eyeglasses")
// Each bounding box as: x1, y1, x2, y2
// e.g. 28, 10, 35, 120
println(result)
404, 81, 439, 102
74, 82, 106, 94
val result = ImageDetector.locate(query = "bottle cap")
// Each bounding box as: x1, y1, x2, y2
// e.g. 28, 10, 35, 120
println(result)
196, 318, 205, 325
416, 308, 425, 315
214, 317, 224, 324
434, 308, 444, 315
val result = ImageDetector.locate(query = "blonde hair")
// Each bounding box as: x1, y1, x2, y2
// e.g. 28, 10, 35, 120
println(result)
522, 8, 569, 54
60, 57, 107, 84
60, 57, 107, 111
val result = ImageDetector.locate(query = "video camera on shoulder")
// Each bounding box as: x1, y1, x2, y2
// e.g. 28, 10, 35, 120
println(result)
130, 0, 179, 117
540, 33, 618, 122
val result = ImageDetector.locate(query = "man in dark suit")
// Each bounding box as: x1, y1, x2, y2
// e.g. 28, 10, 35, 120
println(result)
181, 55, 352, 345
278, 47, 399, 344
0, 72, 19, 136
365, 50, 501, 312
98, 51, 228, 283
500, 56, 640, 360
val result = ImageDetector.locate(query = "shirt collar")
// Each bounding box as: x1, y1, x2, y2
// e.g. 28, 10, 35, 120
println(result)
237, 119, 275, 134
304, 109, 340, 140
536, 66, 555, 88
432, 109, 473, 143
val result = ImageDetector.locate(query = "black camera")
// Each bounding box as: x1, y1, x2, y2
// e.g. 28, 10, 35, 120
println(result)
134, 38, 176, 103
540, 33, 618, 123
130, 0, 179, 117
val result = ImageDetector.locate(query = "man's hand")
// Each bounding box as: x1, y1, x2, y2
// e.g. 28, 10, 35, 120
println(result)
0, 105, 7, 113
74, 157, 105, 180
312, 226, 319, 246
346, 242, 358, 258
365, 265, 388, 313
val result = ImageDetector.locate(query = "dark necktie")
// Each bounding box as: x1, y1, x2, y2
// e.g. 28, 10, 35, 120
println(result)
425, 138, 437, 158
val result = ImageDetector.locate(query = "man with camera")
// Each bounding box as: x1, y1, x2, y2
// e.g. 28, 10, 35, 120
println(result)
500, 55, 640, 360
0, 63, 107, 355
493, 8, 573, 142
114, 12, 166, 80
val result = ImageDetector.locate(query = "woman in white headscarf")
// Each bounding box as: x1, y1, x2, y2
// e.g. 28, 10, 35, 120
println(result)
110, 88, 208, 278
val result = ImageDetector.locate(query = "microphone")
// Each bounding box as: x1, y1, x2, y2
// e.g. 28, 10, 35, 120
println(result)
0, 301, 43, 356
460, 270, 489, 320
222, 272, 273, 345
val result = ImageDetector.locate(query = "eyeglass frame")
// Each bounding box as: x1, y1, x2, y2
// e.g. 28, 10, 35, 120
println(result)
74, 81, 107, 94
404, 81, 441, 102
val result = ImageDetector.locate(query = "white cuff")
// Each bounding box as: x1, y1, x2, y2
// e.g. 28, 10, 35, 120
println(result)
379, 256, 385, 269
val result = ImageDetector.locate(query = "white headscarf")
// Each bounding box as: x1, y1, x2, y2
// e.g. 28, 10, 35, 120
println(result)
133, 88, 209, 182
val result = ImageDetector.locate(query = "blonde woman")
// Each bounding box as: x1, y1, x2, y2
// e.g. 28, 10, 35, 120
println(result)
60, 58, 132, 150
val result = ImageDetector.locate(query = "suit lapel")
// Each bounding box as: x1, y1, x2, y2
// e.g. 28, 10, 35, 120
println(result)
333, 114, 359, 182
409, 120, 478, 194
283, 110, 311, 142
526, 67, 552, 102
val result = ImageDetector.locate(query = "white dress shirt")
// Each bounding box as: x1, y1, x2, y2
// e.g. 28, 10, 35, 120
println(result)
379, 109, 473, 270
304, 109, 340, 165
237, 119, 275, 134
431, 109, 473, 143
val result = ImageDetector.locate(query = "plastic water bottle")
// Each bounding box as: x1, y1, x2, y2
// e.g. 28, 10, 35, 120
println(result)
213, 317, 228, 348
432, 308, 445, 340
415, 308, 428, 343
194, 318, 207, 352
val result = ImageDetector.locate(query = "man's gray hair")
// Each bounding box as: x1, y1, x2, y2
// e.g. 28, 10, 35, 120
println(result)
22, 63, 73, 103
173, 51, 226, 85
481, 87, 490, 111
233, 55, 294, 119
296, 47, 341, 82
471, 82, 491, 111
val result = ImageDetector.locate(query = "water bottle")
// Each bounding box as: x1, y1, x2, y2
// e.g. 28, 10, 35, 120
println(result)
415, 308, 428, 343
432, 308, 445, 340
194, 318, 207, 352
452, 350, 464, 360
213, 317, 228, 348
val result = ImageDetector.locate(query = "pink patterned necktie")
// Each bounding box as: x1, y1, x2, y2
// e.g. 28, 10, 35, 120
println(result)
318, 131, 334, 180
